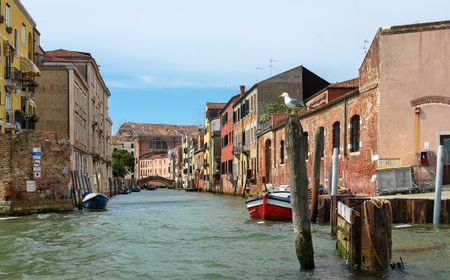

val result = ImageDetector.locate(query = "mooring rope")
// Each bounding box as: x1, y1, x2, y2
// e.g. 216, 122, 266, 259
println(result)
363, 199, 392, 270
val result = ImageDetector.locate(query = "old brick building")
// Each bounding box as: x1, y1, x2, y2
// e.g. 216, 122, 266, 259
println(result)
256, 21, 450, 196
233, 66, 329, 195
0, 132, 73, 214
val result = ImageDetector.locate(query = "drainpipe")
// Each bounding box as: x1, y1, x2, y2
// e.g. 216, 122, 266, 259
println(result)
343, 96, 348, 157
415, 107, 421, 154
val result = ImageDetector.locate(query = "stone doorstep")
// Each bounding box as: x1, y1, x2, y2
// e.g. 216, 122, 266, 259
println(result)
0, 199, 74, 216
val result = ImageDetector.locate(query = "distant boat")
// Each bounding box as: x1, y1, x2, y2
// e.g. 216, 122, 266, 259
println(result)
245, 191, 292, 220
119, 187, 131, 195
82, 192, 109, 210
185, 187, 197, 192
132, 186, 141, 192
148, 185, 157, 191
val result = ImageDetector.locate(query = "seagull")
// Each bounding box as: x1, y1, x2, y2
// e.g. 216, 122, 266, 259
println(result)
280, 92, 305, 109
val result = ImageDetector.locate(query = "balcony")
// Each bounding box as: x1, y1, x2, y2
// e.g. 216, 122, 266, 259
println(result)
5, 67, 22, 89
232, 144, 241, 156
14, 110, 37, 130
233, 144, 250, 156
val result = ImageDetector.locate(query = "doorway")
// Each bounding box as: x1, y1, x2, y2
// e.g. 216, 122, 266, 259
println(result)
441, 135, 450, 185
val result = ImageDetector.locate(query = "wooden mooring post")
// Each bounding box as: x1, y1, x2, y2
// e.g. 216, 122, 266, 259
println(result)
336, 198, 392, 272
310, 127, 324, 222
286, 114, 314, 270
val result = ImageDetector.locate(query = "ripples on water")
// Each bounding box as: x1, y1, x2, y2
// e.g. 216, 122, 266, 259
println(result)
0, 189, 449, 280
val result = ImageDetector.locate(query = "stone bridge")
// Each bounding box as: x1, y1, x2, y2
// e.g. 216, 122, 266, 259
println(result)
136, 176, 175, 188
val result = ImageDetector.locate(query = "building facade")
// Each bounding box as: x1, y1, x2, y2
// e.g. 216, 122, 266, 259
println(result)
0, 0, 40, 134
220, 94, 239, 195
115, 122, 199, 181
168, 145, 182, 187
203, 103, 226, 191
140, 152, 169, 179
181, 134, 198, 189
256, 21, 450, 195
35, 49, 112, 194
231, 66, 329, 196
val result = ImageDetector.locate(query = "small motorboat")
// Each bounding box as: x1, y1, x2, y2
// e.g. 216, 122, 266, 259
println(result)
119, 187, 131, 195
82, 192, 109, 210
245, 191, 291, 220
185, 187, 197, 192
131, 186, 141, 192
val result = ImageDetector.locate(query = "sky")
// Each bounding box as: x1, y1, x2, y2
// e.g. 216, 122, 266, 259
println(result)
22, 0, 450, 133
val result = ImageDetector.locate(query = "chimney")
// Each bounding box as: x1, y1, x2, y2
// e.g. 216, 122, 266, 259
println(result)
240, 85, 246, 96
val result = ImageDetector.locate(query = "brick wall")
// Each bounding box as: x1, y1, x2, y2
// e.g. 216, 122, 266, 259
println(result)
0, 135, 12, 203
257, 89, 379, 196
0, 132, 72, 215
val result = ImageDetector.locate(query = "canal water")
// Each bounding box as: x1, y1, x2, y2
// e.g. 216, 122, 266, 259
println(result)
0, 189, 449, 280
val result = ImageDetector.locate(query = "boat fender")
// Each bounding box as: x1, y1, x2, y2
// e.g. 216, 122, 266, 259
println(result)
82, 191, 90, 198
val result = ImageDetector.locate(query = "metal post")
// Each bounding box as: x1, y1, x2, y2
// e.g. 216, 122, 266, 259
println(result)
331, 147, 339, 196
433, 145, 444, 225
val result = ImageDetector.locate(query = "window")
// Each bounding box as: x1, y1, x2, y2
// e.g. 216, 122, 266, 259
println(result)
22, 24, 26, 46
319, 127, 325, 158
350, 115, 360, 152
280, 140, 285, 164
332, 121, 340, 153
6, 4, 10, 27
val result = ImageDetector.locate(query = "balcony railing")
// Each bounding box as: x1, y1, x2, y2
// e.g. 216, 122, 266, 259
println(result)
257, 119, 272, 134
14, 110, 37, 130
5, 67, 22, 81
233, 144, 250, 156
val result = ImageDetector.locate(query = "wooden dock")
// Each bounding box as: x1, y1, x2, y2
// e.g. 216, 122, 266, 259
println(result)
317, 188, 450, 224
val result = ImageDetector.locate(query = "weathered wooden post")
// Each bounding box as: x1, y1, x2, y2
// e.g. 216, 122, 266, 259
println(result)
286, 114, 314, 270
310, 127, 324, 222
433, 145, 444, 225
360, 199, 392, 271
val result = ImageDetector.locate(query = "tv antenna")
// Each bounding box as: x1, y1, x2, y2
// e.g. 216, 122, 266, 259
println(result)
269, 59, 277, 77
363, 40, 370, 54
256, 67, 264, 82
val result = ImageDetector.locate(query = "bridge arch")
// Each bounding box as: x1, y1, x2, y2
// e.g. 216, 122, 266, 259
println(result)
137, 176, 175, 188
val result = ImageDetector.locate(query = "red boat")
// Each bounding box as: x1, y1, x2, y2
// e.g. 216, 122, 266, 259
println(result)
245, 191, 292, 220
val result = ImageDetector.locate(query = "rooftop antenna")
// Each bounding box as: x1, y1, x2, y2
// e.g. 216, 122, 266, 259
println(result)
363, 40, 370, 54
256, 67, 264, 82
269, 59, 277, 77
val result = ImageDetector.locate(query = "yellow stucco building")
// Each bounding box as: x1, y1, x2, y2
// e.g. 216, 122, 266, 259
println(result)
0, 0, 40, 134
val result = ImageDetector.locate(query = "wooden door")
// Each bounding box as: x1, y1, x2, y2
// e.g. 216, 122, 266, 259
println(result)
441, 135, 450, 185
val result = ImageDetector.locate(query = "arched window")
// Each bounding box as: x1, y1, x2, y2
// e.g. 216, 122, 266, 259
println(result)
265, 140, 272, 183
280, 140, 285, 164
319, 127, 325, 158
303, 132, 309, 159
350, 115, 360, 152
332, 121, 340, 153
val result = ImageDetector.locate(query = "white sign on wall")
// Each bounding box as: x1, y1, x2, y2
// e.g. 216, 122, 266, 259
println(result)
338, 201, 354, 224
26, 181, 36, 192
32, 147, 42, 160
34, 171, 41, 179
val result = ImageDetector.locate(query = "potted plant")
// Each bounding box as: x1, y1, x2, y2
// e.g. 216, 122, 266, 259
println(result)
0, 15, 4, 23
6, 26, 13, 33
